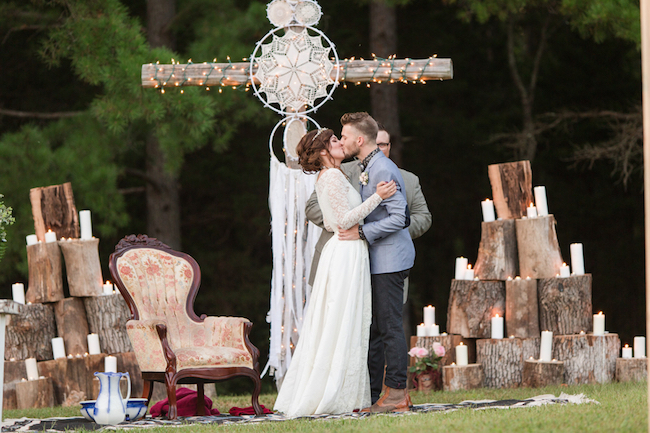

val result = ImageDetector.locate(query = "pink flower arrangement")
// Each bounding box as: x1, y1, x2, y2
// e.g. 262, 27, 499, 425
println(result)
408, 343, 445, 374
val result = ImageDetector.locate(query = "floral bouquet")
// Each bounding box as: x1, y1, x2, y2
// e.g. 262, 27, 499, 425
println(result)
408, 343, 445, 375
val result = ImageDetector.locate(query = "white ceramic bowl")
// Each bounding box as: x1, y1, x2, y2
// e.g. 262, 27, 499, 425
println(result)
79, 400, 96, 421
125, 398, 148, 421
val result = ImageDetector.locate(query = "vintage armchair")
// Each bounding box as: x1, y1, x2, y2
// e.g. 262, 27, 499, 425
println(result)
109, 234, 262, 419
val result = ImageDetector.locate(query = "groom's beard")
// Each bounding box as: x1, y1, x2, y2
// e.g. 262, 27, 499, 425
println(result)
344, 146, 359, 159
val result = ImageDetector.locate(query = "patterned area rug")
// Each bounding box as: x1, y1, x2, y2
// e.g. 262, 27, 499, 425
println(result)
1, 393, 598, 432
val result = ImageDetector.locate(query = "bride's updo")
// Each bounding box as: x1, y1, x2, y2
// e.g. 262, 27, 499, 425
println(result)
295, 128, 334, 173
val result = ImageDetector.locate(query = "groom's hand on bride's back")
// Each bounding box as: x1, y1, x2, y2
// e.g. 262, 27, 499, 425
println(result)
338, 224, 360, 240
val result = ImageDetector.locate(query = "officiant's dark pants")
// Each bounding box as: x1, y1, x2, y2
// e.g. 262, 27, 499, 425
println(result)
368, 270, 410, 404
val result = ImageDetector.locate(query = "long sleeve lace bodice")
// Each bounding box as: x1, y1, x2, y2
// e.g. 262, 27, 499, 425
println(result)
315, 168, 382, 232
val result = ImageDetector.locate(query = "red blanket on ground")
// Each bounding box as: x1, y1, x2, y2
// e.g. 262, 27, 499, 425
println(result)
150, 388, 220, 417
229, 405, 274, 416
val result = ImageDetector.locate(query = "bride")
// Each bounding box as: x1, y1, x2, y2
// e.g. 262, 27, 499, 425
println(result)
273, 128, 396, 416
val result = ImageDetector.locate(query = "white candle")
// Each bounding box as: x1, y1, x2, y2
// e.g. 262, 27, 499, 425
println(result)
416, 323, 427, 337
593, 312, 605, 336
634, 336, 646, 358
26, 234, 38, 246
491, 314, 504, 339
455, 343, 468, 366
533, 186, 549, 216
428, 324, 440, 337
103, 281, 114, 295
79, 210, 93, 240
526, 203, 538, 218
464, 265, 475, 280
87, 334, 101, 355
540, 330, 553, 362
423, 305, 435, 328
25, 358, 39, 381
44, 230, 57, 243
104, 355, 117, 373
454, 257, 468, 280
481, 199, 496, 222
559, 263, 570, 278
570, 243, 585, 275
12, 283, 25, 304
52, 337, 66, 359
622, 344, 633, 359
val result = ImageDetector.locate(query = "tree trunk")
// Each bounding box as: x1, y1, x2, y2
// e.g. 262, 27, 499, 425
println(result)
54, 298, 90, 357
25, 242, 64, 304
442, 364, 484, 391
553, 333, 620, 384
522, 359, 564, 387
15, 377, 56, 409
476, 337, 540, 388
505, 277, 539, 338
474, 219, 519, 280
616, 358, 647, 383
83, 294, 133, 354
58, 239, 104, 297
487, 160, 534, 220
447, 280, 505, 338
538, 274, 592, 335
515, 215, 564, 279
5, 303, 57, 361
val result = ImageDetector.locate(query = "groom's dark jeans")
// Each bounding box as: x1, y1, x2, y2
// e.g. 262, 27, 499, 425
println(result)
368, 269, 410, 404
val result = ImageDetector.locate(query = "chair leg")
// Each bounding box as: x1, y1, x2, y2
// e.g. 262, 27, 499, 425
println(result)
251, 375, 262, 416
165, 375, 178, 420
197, 382, 206, 416
142, 380, 154, 401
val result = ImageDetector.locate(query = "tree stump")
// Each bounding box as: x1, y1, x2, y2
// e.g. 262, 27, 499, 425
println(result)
442, 364, 484, 391
29, 182, 80, 241
3, 381, 18, 410
83, 294, 133, 354
474, 219, 519, 280
487, 160, 533, 220
505, 278, 539, 338
25, 242, 64, 304
616, 358, 647, 382
5, 303, 56, 361
447, 280, 505, 338
58, 239, 103, 297
538, 275, 592, 335
553, 333, 620, 384
522, 359, 564, 387
15, 377, 56, 409
412, 335, 477, 366
54, 298, 90, 356
515, 215, 563, 279
476, 337, 540, 388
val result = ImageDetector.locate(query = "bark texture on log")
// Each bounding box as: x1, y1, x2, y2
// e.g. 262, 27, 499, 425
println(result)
16, 377, 56, 409
413, 335, 477, 366
615, 358, 648, 382
538, 274, 592, 334
521, 359, 564, 387
29, 182, 79, 241
3, 381, 17, 410
488, 161, 533, 220
83, 294, 133, 354
447, 280, 505, 338
5, 303, 56, 361
443, 364, 484, 391
476, 337, 540, 388
515, 215, 563, 279
553, 334, 620, 384
54, 298, 90, 357
505, 278, 539, 338
58, 238, 103, 297
26, 242, 64, 304
475, 219, 519, 280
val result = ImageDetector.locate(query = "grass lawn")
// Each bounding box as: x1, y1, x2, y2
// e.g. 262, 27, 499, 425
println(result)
4, 381, 647, 432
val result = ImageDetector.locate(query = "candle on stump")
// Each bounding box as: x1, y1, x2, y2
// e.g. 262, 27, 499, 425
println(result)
526, 203, 538, 218
87, 333, 101, 355
428, 324, 440, 337
52, 337, 66, 359
104, 355, 117, 373
25, 358, 39, 381
481, 199, 496, 222
11, 283, 25, 304
570, 243, 585, 275
533, 186, 549, 216
464, 264, 475, 280
540, 330, 553, 362
622, 344, 633, 359
44, 229, 57, 243
593, 312, 605, 336
103, 281, 114, 295
559, 263, 570, 278
634, 336, 646, 358
79, 210, 93, 240
454, 257, 468, 280
416, 323, 427, 337
423, 305, 435, 328
491, 314, 504, 339
26, 234, 38, 246
455, 342, 468, 366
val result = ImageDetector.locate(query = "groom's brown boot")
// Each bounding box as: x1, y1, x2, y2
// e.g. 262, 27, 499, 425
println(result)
369, 387, 411, 413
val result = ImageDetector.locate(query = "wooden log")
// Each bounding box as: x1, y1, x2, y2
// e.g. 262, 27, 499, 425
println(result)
58, 238, 103, 297
25, 242, 64, 304
5, 303, 56, 361
476, 337, 540, 388
412, 335, 477, 366
3, 381, 18, 410
54, 298, 90, 357
447, 280, 505, 338
15, 377, 56, 409
487, 161, 533, 220
616, 358, 648, 382
505, 277, 539, 338
3, 359, 27, 383
552, 333, 620, 384
39, 354, 105, 404
515, 215, 564, 279
29, 182, 79, 242
83, 294, 133, 354
474, 220, 519, 280
538, 275, 593, 335
442, 364, 484, 391
522, 359, 564, 387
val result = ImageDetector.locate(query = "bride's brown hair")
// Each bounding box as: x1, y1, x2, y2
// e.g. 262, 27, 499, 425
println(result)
295, 128, 334, 174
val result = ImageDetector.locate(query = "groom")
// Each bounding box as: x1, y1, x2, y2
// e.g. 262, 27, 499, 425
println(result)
338, 112, 415, 412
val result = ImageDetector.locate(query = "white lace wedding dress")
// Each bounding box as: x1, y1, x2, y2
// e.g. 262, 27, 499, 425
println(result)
273, 168, 383, 417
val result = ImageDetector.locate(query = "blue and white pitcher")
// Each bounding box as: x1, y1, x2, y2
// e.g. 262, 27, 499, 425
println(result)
93, 372, 131, 425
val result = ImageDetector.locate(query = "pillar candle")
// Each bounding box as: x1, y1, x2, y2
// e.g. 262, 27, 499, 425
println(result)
11, 283, 25, 304
423, 305, 435, 328
104, 355, 117, 373
481, 199, 496, 222
570, 243, 585, 275
464, 265, 474, 280
52, 337, 66, 359
622, 344, 633, 359
540, 330, 553, 362
26, 234, 38, 246
25, 358, 39, 381
534, 186, 549, 216
593, 312, 605, 336
416, 323, 426, 337
526, 204, 538, 218
454, 257, 468, 280
44, 229, 57, 243
79, 210, 93, 240
103, 281, 114, 295
455, 343, 468, 366
634, 336, 646, 358
491, 314, 504, 339
87, 333, 101, 355
559, 263, 570, 278
428, 324, 440, 337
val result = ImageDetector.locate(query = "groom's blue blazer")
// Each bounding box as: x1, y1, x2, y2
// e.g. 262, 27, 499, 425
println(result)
361, 152, 415, 274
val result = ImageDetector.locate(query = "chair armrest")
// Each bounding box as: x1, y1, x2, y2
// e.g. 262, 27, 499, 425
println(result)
203, 317, 251, 351
126, 319, 174, 372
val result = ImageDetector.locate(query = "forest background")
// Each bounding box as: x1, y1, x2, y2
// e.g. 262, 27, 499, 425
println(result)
0, 0, 644, 391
